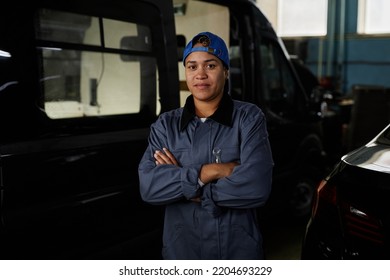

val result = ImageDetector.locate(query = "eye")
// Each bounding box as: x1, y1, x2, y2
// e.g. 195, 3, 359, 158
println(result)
187, 64, 197, 70
206, 63, 216, 70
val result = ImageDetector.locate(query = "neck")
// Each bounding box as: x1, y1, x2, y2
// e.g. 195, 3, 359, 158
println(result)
194, 95, 222, 118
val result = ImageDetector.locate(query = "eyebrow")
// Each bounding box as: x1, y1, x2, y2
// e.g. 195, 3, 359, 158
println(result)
186, 58, 219, 65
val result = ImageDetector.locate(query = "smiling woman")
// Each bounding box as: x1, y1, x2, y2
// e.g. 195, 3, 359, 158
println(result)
138, 31, 274, 260
183, 32, 230, 115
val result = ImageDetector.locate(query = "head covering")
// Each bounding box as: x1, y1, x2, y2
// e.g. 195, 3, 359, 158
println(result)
183, 31, 229, 69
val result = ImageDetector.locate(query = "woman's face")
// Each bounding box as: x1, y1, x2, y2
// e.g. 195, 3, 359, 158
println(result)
184, 47, 228, 103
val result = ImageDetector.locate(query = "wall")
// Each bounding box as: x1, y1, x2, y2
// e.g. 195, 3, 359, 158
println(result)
273, 0, 390, 95
304, 0, 390, 94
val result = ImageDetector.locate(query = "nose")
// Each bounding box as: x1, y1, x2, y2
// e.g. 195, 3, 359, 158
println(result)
195, 67, 207, 79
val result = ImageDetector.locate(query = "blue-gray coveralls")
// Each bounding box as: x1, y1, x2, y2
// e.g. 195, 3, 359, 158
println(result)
138, 93, 274, 259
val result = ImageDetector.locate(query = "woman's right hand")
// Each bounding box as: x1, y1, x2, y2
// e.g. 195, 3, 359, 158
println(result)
154, 147, 179, 166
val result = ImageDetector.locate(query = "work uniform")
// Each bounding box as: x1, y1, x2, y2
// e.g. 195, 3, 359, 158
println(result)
138, 93, 274, 259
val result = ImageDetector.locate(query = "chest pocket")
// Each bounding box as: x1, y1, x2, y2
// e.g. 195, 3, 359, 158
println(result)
214, 145, 240, 163
213, 125, 241, 163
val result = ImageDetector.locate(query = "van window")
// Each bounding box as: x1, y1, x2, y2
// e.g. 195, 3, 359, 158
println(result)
260, 39, 297, 118
35, 9, 157, 119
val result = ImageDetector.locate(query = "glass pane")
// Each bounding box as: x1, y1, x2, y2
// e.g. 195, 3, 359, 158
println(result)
36, 9, 158, 119
36, 9, 100, 46
103, 18, 152, 51
359, 0, 390, 34
277, 0, 327, 37
229, 45, 243, 99
40, 48, 156, 118
260, 40, 296, 117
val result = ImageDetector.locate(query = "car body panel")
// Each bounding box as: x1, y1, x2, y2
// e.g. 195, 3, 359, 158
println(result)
302, 123, 390, 259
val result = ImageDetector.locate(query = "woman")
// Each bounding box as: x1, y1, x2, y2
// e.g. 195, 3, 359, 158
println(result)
138, 31, 274, 259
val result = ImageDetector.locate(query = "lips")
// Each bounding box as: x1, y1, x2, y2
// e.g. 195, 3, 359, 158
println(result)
194, 83, 210, 90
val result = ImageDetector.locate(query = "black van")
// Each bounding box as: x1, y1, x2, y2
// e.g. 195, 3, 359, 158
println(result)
0, 0, 325, 259
0, 0, 178, 259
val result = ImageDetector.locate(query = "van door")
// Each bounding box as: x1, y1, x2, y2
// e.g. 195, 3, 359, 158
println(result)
0, 0, 179, 259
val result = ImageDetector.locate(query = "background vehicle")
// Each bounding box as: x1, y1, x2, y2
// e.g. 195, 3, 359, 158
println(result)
0, 0, 326, 259
301, 123, 390, 259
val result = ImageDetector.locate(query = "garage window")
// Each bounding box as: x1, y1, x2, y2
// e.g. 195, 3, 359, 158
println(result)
257, 0, 328, 37
358, 0, 390, 34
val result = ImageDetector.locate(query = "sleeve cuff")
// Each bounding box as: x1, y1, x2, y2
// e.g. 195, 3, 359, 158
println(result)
197, 178, 205, 187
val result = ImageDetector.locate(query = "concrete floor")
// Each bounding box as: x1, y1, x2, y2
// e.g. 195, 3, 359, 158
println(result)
261, 216, 308, 260
97, 212, 309, 260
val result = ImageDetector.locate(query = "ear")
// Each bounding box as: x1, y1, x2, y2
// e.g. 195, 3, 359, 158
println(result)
224, 69, 229, 79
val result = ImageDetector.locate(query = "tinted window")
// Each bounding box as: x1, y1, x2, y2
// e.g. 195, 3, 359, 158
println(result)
35, 9, 157, 119
259, 39, 298, 118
